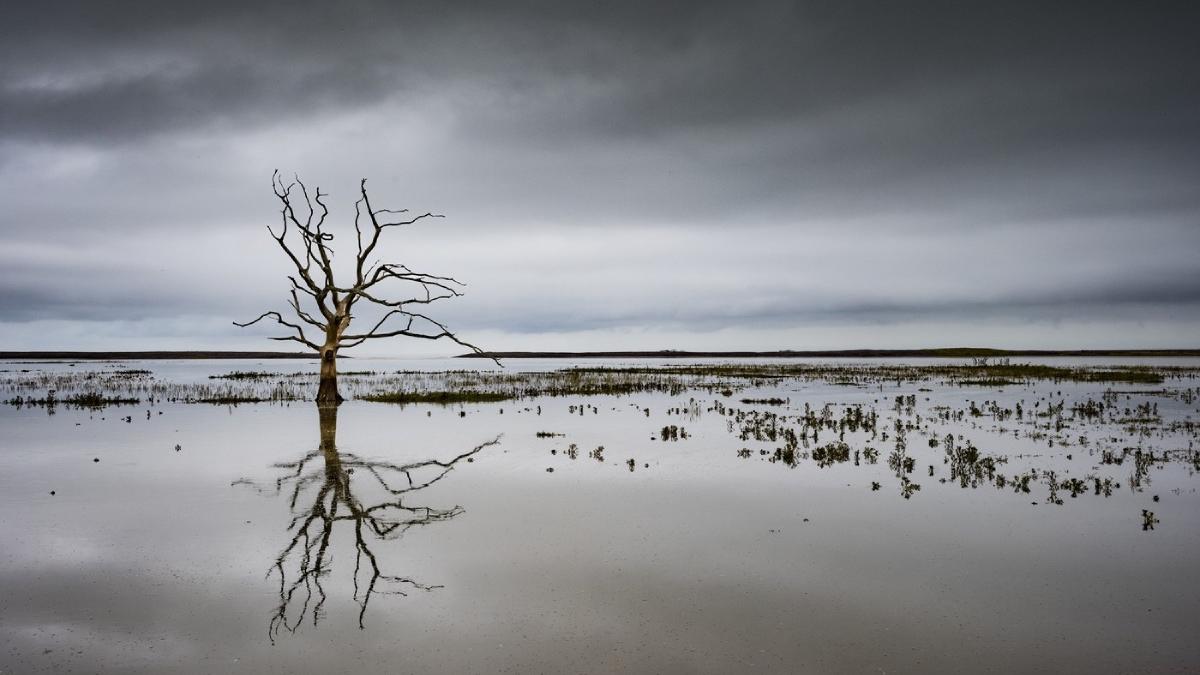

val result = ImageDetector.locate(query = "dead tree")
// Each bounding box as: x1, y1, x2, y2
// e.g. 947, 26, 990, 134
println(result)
236, 171, 494, 404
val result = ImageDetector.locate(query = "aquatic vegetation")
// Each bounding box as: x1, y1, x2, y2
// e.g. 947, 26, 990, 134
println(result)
359, 390, 510, 405
700, 364, 1199, 524
1142, 509, 1159, 531
209, 370, 292, 380
6, 392, 140, 409
195, 395, 286, 405
566, 361, 1187, 387
6, 360, 1198, 410
771, 446, 797, 467
5, 357, 1199, 530
811, 441, 851, 467
210, 370, 380, 380
945, 440, 1006, 488
659, 425, 688, 441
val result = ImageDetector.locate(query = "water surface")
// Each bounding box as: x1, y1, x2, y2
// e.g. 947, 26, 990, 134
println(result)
2, 358, 1198, 673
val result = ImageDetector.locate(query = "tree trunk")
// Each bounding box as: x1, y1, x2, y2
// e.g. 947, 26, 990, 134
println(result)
316, 345, 343, 405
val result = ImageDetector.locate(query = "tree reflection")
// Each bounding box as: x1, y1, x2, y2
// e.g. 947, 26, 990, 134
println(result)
234, 406, 498, 641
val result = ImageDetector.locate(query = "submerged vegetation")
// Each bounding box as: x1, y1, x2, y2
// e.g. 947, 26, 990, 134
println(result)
6, 360, 1194, 409
566, 360, 1176, 386
6, 392, 141, 410
4, 356, 1198, 530
360, 390, 510, 405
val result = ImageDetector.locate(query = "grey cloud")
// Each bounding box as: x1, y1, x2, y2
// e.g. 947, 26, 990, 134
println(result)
4, 2, 1198, 147
0, 1, 1197, 349
450, 279, 1200, 336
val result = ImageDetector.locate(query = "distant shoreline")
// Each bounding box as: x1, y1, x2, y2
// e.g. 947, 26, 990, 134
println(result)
0, 351, 319, 361
459, 348, 1200, 359
4, 348, 1198, 362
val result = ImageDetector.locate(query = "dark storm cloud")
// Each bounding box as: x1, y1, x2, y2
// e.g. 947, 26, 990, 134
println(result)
4, 2, 1198, 146
0, 1, 1198, 348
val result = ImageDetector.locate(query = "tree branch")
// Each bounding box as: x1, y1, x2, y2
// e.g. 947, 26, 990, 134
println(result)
241, 172, 498, 370
233, 311, 322, 351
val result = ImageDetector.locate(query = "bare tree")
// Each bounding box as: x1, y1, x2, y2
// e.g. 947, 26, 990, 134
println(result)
236, 171, 495, 404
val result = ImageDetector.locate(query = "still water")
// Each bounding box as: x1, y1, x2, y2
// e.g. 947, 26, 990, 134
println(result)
1, 358, 1198, 673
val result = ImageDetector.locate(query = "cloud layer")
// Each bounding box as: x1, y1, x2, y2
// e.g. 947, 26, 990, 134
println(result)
2, 1, 1198, 352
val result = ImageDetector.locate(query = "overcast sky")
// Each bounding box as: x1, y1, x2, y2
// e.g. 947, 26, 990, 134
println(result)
1, 1, 1198, 354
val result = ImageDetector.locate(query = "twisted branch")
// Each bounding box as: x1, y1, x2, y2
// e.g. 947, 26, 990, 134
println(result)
237, 172, 499, 367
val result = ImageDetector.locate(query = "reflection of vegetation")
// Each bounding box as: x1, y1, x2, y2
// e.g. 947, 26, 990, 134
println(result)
943, 436, 1006, 488
233, 406, 498, 640
812, 441, 850, 467
6, 391, 139, 410
659, 425, 687, 441
7, 358, 1199, 531
572, 362, 1174, 385
898, 476, 922, 499
360, 390, 509, 405
193, 395, 283, 405
210, 370, 381, 380
728, 386, 1198, 526
1142, 509, 1159, 531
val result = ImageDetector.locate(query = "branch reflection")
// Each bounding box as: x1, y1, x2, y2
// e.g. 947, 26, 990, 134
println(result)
234, 405, 498, 641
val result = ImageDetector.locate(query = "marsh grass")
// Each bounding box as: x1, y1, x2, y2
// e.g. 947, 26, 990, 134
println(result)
6, 392, 141, 409
4, 358, 1199, 530
359, 390, 510, 405
5, 361, 1192, 409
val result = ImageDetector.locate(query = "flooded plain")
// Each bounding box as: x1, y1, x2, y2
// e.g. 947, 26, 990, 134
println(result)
2, 357, 1198, 673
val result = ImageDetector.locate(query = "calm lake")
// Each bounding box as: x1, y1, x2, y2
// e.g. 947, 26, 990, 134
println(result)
2, 357, 1198, 673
